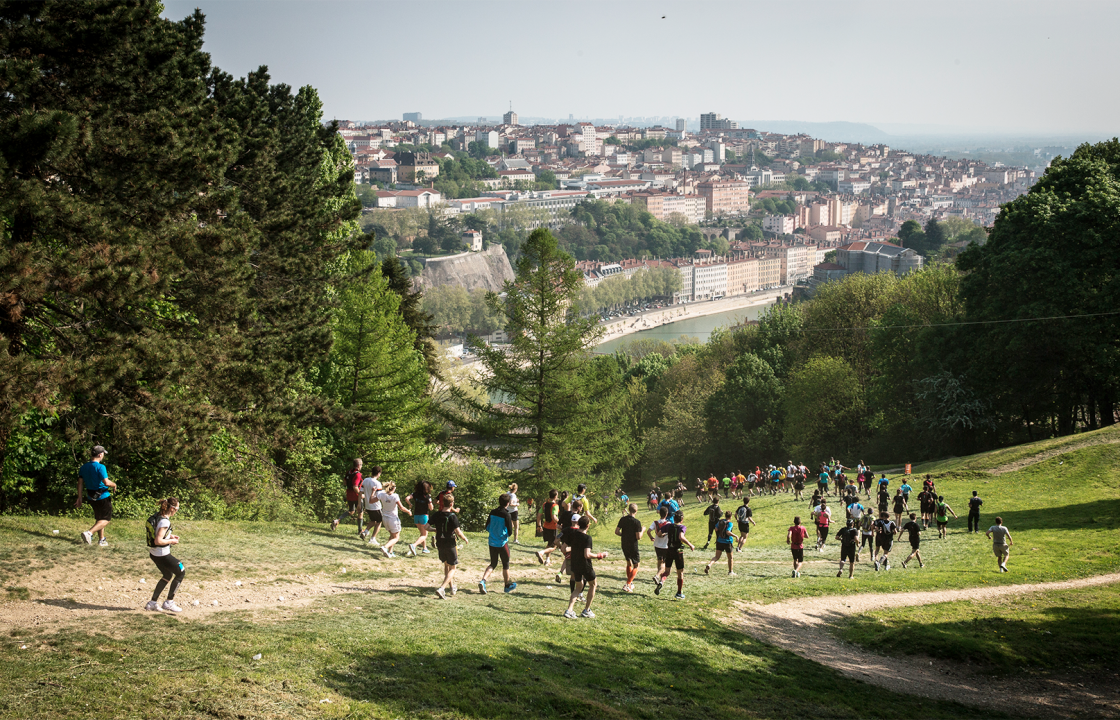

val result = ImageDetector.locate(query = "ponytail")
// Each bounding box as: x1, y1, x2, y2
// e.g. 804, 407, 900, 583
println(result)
160, 497, 180, 516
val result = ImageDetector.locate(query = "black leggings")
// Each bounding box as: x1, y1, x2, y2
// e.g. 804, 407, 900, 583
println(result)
150, 553, 185, 601
968, 512, 981, 532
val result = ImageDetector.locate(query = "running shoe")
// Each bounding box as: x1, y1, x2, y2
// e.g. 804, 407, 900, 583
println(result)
791, 570, 797, 578
874, 560, 880, 571
579, 609, 595, 619
576, 594, 583, 602
654, 576, 663, 594
795, 571, 801, 578
422, 547, 430, 554
727, 572, 737, 577
901, 561, 908, 569
836, 570, 843, 577
704, 565, 710, 576
478, 580, 487, 594
368, 538, 381, 548
381, 547, 392, 559
884, 562, 891, 571
554, 573, 562, 584
407, 543, 417, 557
535, 550, 546, 565
674, 593, 685, 600
161, 600, 183, 613
563, 609, 577, 619
919, 563, 925, 568
81, 531, 93, 545
330, 519, 339, 531
450, 584, 457, 596
702, 543, 709, 550
359, 530, 367, 540
436, 587, 446, 600
504, 582, 517, 593
145, 600, 159, 611
98, 538, 108, 547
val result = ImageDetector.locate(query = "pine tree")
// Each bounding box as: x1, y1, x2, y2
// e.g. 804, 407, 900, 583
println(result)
381, 256, 439, 378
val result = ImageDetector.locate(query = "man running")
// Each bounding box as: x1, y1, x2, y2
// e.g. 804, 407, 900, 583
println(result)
873, 511, 897, 571
360, 465, 384, 546
817, 466, 831, 497
934, 496, 958, 539
656, 512, 695, 600
330, 458, 363, 533
479, 494, 516, 595
892, 489, 907, 526
535, 489, 560, 566
614, 503, 643, 592
647, 506, 671, 590
987, 517, 1014, 572
702, 495, 722, 550
918, 486, 936, 529
967, 491, 984, 533
432, 494, 469, 599
899, 512, 924, 569
703, 511, 736, 576
787, 516, 808, 578
811, 499, 831, 551
734, 497, 755, 552
563, 516, 607, 618
77, 445, 116, 547
835, 520, 860, 579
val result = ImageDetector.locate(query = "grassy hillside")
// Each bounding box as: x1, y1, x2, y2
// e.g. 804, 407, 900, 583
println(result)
3, 428, 1118, 718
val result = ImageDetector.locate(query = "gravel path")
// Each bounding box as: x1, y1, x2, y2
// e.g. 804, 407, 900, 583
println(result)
732, 573, 1120, 718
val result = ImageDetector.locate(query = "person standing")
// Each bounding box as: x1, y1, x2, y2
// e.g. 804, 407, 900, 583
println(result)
405, 481, 434, 557
507, 483, 522, 544
360, 466, 384, 547
702, 495, 722, 549
647, 506, 671, 590
835, 520, 860, 579
656, 511, 695, 600
987, 517, 1014, 572
703, 511, 736, 576
563, 516, 607, 618
77, 446, 116, 546
479, 494, 517, 594
787, 516, 808, 578
899, 513, 925, 569
734, 497, 755, 552
967, 491, 984, 533
614, 503, 643, 592
432, 494, 469, 599
330, 458, 364, 533
935, 496, 958, 539
144, 497, 185, 612
377, 481, 411, 558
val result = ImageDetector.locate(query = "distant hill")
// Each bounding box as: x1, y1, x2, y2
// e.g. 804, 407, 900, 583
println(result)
739, 120, 894, 145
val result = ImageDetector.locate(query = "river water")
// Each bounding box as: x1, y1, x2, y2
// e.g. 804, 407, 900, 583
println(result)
594, 299, 776, 354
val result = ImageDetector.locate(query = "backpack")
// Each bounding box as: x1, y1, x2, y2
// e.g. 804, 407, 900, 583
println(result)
716, 518, 732, 541
665, 522, 683, 550
145, 511, 167, 549
343, 469, 359, 491
735, 505, 750, 523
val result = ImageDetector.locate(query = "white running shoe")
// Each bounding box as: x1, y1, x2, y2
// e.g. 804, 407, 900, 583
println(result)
381, 547, 392, 559
435, 587, 446, 600
536, 550, 546, 565
81, 531, 93, 545
422, 547, 430, 554
330, 519, 339, 531
563, 609, 577, 619
450, 584, 457, 596
874, 560, 880, 571
98, 538, 108, 547
407, 543, 417, 557
145, 600, 159, 611
580, 609, 596, 618
161, 600, 183, 613
368, 538, 381, 548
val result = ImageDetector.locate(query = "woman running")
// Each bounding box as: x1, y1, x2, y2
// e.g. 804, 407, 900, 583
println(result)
507, 483, 521, 544
377, 481, 412, 558
145, 497, 185, 613
405, 480, 433, 557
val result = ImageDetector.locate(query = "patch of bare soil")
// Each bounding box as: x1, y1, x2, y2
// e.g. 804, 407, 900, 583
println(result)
988, 436, 1120, 475
731, 573, 1120, 718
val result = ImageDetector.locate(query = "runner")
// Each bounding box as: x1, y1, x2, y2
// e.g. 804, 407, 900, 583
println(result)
479, 493, 517, 594
706, 473, 719, 501
787, 516, 809, 578
859, 512, 875, 559
817, 465, 831, 497
614, 503, 643, 592
812, 499, 832, 551
835, 520, 860, 579
876, 484, 891, 518
405, 480, 433, 557
330, 458, 363, 533
695, 478, 705, 504
647, 488, 659, 512
721, 473, 732, 498
792, 467, 805, 500
647, 506, 671, 590
435, 480, 460, 514
847, 494, 866, 525
144, 497, 185, 612
967, 491, 984, 533
892, 489, 907, 525
934, 496, 958, 539
899, 512, 925, 569
899, 477, 913, 505
432, 493, 469, 599
377, 481, 411, 558
873, 511, 897, 571
563, 516, 607, 618
734, 497, 756, 552
986, 517, 1014, 572
535, 489, 560, 565
507, 483, 521, 544
918, 486, 936, 529
360, 465, 384, 546
656, 511, 695, 600
703, 511, 736, 576
702, 495, 722, 550
77, 445, 116, 547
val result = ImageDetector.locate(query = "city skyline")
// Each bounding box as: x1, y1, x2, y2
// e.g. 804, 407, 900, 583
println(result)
161, 0, 1119, 137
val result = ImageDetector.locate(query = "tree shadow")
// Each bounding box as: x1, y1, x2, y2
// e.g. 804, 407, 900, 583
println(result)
983, 498, 1120, 532
36, 598, 137, 612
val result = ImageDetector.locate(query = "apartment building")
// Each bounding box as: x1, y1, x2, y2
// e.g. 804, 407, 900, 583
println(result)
691, 253, 728, 300
758, 255, 781, 289
697, 179, 751, 216
700, 112, 738, 131
726, 255, 759, 296
629, 192, 705, 225
763, 215, 795, 234
395, 152, 440, 183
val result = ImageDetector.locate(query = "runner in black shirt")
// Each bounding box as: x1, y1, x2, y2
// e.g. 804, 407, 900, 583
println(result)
702, 496, 722, 549
892, 490, 907, 525
873, 512, 897, 571
734, 498, 755, 552
899, 513, 924, 569
835, 521, 860, 579
563, 517, 607, 619
918, 489, 936, 529
431, 494, 470, 599
967, 491, 984, 533
614, 504, 643, 593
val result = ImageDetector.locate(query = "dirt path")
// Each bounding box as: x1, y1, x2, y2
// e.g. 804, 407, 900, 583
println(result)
731, 573, 1120, 718
988, 435, 1120, 475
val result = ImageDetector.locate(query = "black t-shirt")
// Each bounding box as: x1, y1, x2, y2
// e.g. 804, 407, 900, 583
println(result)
901, 520, 922, 542
875, 519, 897, 538
412, 492, 432, 515
431, 511, 460, 547
704, 504, 721, 525
735, 505, 753, 523
560, 526, 580, 547
558, 507, 574, 529
616, 515, 642, 548
568, 530, 593, 570
892, 496, 905, 512
835, 526, 859, 548
919, 491, 935, 510
969, 496, 983, 512
878, 490, 890, 505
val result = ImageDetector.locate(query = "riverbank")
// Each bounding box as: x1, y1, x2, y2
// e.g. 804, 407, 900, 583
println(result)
595, 287, 788, 347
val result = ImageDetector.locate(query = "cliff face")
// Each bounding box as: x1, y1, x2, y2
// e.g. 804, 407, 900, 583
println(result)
416, 244, 515, 292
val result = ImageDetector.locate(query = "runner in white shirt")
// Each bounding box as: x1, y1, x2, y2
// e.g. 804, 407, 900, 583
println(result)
360, 466, 383, 547
646, 506, 671, 591
376, 481, 412, 558
507, 483, 521, 545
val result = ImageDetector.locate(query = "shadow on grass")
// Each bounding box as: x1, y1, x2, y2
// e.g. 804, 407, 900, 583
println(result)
36, 598, 137, 612
988, 498, 1120, 532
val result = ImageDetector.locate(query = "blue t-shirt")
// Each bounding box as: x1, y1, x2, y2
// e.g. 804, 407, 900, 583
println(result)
486, 508, 512, 547
79, 461, 110, 500
659, 498, 680, 515
879, 476, 890, 486
900, 483, 912, 495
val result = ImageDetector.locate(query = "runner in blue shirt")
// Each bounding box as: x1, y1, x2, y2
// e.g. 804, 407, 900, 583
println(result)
479, 494, 516, 595
76, 446, 116, 546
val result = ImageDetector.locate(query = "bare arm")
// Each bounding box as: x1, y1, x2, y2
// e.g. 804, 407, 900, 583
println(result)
155, 525, 179, 547
75, 477, 83, 509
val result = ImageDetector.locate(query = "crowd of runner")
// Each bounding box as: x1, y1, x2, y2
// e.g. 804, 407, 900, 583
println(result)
73, 448, 1016, 617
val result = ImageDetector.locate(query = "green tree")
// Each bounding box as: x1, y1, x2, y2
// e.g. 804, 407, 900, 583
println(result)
898, 219, 927, 255
381, 257, 439, 377
924, 218, 947, 255
704, 353, 783, 468
783, 356, 867, 462
440, 229, 634, 495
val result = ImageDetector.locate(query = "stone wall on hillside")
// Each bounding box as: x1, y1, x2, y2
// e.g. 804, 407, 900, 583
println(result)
416, 244, 515, 292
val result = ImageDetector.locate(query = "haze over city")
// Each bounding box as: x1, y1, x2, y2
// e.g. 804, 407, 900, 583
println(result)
163, 0, 1119, 140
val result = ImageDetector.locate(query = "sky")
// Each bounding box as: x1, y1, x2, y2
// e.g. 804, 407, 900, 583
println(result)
162, 0, 1119, 137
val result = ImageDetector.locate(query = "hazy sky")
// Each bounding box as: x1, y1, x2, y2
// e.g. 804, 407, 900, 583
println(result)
162, 1, 1119, 136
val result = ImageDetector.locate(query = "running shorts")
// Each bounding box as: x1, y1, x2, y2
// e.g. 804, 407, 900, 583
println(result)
91, 497, 113, 522
383, 515, 402, 534
840, 546, 857, 563
414, 514, 429, 526
509, 510, 518, 523
737, 522, 750, 535
347, 500, 360, 513
654, 546, 668, 563
488, 544, 510, 570
365, 509, 383, 524
876, 540, 893, 552
542, 528, 556, 545
791, 547, 805, 563
438, 544, 458, 566
571, 565, 596, 584
910, 539, 920, 550
715, 541, 733, 554
669, 550, 685, 570
150, 553, 184, 577
622, 544, 640, 565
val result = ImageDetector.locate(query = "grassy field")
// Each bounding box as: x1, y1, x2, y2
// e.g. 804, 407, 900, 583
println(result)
1, 427, 1118, 718
834, 584, 1120, 676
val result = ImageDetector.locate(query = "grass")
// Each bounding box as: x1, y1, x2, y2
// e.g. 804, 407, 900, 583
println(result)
2, 430, 1120, 718
833, 585, 1120, 675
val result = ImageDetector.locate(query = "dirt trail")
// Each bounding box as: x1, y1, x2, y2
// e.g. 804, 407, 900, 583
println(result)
732, 573, 1120, 718
988, 435, 1120, 475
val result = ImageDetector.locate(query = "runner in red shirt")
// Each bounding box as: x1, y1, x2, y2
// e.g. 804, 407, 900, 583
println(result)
787, 516, 809, 578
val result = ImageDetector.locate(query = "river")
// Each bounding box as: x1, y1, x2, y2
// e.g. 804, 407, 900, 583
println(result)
594, 298, 777, 354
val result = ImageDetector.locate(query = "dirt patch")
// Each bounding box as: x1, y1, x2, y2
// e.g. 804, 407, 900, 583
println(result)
731, 573, 1120, 718
988, 436, 1120, 476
